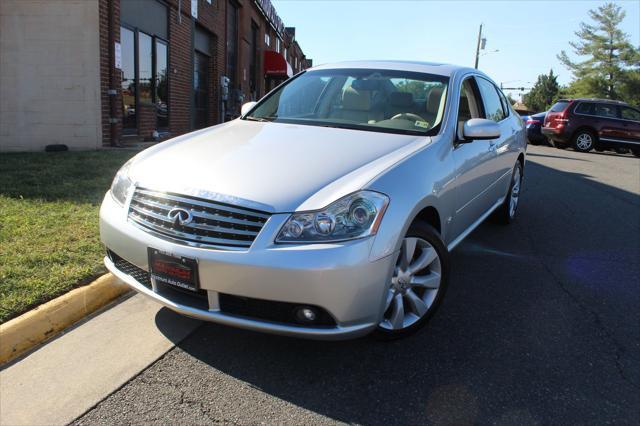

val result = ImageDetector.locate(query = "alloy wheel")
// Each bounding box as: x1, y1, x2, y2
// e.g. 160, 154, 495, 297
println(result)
379, 237, 442, 331
509, 166, 521, 218
576, 133, 593, 150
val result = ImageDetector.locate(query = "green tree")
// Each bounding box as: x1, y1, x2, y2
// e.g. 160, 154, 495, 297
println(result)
523, 70, 561, 111
558, 2, 640, 104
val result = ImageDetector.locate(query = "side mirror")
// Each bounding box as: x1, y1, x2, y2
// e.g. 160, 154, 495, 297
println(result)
241, 101, 257, 117
462, 118, 500, 141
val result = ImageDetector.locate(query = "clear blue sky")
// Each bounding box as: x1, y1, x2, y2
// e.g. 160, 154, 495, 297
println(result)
272, 0, 640, 99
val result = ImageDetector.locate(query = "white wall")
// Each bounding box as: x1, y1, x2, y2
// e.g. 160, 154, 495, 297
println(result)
0, 0, 102, 151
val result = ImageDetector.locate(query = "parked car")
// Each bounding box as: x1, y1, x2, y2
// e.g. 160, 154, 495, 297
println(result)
542, 98, 640, 156
101, 61, 527, 340
524, 112, 549, 145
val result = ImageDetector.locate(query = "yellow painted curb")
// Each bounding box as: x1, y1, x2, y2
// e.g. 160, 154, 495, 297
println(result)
0, 273, 130, 365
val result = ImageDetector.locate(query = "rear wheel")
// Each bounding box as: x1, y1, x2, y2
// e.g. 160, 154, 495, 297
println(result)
614, 147, 629, 154
374, 222, 449, 339
633, 149, 640, 158
572, 130, 595, 152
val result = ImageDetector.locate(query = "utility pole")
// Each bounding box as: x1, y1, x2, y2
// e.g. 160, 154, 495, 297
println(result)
474, 23, 483, 69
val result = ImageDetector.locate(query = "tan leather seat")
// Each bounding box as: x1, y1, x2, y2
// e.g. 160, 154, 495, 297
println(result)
458, 95, 472, 137
385, 91, 415, 118
331, 87, 375, 123
425, 87, 443, 124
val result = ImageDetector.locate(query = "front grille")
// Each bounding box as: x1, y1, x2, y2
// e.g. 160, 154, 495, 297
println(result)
108, 250, 151, 288
127, 188, 270, 249
219, 293, 336, 327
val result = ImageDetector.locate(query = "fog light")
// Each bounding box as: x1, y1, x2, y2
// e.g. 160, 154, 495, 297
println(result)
295, 306, 317, 323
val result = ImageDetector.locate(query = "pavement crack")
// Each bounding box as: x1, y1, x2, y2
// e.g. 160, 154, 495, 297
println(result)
520, 224, 640, 391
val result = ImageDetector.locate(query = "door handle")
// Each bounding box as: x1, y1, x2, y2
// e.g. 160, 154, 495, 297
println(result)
488, 141, 497, 151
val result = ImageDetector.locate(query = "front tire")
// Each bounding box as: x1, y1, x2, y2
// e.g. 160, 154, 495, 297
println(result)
573, 130, 595, 152
493, 161, 523, 225
374, 222, 450, 340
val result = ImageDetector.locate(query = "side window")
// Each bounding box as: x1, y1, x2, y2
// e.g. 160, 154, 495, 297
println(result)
476, 77, 505, 122
621, 107, 640, 122
497, 89, 511, 118
575, 102, 595, 115
594, 103, 617, 119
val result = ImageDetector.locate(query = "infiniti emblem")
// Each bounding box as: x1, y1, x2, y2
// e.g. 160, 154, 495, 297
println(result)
168, 208, 193, 226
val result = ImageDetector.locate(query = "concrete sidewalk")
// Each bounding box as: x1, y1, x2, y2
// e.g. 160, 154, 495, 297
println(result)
0, 294, 201, 425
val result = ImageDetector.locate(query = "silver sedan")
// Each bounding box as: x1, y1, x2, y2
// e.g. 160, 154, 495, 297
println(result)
101, 60, 526, 339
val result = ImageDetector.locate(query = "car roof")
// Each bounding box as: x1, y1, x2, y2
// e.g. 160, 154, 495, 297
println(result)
309, 60, 477, 78
558, 98, 628, 105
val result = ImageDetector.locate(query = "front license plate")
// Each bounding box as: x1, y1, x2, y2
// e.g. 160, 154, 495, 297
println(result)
148, 248, 199, 292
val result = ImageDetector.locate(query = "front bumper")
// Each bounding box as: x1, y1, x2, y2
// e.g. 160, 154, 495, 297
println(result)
100, 193, 395, 340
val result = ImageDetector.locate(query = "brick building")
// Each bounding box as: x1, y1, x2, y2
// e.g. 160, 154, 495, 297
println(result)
0, 0, 311, 151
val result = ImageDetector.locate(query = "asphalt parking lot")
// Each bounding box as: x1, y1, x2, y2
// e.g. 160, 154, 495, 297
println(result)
75, 145, 640, 425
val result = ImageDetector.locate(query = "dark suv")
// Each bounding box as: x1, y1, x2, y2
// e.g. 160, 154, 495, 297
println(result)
542, 98, 640, 156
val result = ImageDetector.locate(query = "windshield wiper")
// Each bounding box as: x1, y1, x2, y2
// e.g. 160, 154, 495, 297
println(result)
244, 116, 275, 122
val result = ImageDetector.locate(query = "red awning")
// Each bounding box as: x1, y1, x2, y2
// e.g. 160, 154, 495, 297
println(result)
264, 50, 293, 79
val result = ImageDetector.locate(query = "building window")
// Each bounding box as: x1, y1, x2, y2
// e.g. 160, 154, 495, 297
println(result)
265, 33, 270, 46
120, 26, 136, 131
138, 32, 153, 106
276, 37, 281, 53
120, 0, 169, 134
155, 40, 168, 129
120, 26, 170, 133
194, 26, 212, 130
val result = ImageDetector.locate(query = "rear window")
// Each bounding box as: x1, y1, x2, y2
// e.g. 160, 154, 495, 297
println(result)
549, 101, 569, 113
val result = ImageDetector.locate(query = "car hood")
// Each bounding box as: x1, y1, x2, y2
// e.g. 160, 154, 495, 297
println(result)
130, 120, 429, 212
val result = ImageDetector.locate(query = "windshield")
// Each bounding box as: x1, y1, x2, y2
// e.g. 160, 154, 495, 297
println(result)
245, 68, 449, 136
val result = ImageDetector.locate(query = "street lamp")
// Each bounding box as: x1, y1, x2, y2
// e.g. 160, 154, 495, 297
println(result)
480, 49, 499, 56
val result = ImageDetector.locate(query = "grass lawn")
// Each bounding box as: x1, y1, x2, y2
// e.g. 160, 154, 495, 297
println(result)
0, 150, 137, 323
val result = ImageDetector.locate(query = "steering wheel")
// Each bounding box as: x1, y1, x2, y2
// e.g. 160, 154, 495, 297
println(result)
391, 113, 426, 122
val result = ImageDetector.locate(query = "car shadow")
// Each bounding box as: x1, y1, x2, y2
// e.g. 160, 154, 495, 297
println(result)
586, 150, 638, 159
152, 160, 640, 424
526, 152, 590, 161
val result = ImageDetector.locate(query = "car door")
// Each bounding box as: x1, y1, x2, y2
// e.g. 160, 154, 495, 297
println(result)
619, 106, 640, 144
474, 76, 516, 203
450, 77, 499, 240
593, 103, 621, 141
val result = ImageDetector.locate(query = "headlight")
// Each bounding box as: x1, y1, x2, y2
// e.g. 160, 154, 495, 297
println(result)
276, 191, 389, 243
110, 160, 134, 206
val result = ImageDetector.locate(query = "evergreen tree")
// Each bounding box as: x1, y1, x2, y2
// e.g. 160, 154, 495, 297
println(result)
523, 70, 560, 112
558, 2, 640, 103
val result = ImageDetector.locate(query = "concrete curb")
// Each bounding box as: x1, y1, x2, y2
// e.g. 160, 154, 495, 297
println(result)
0, 273, 130, 365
